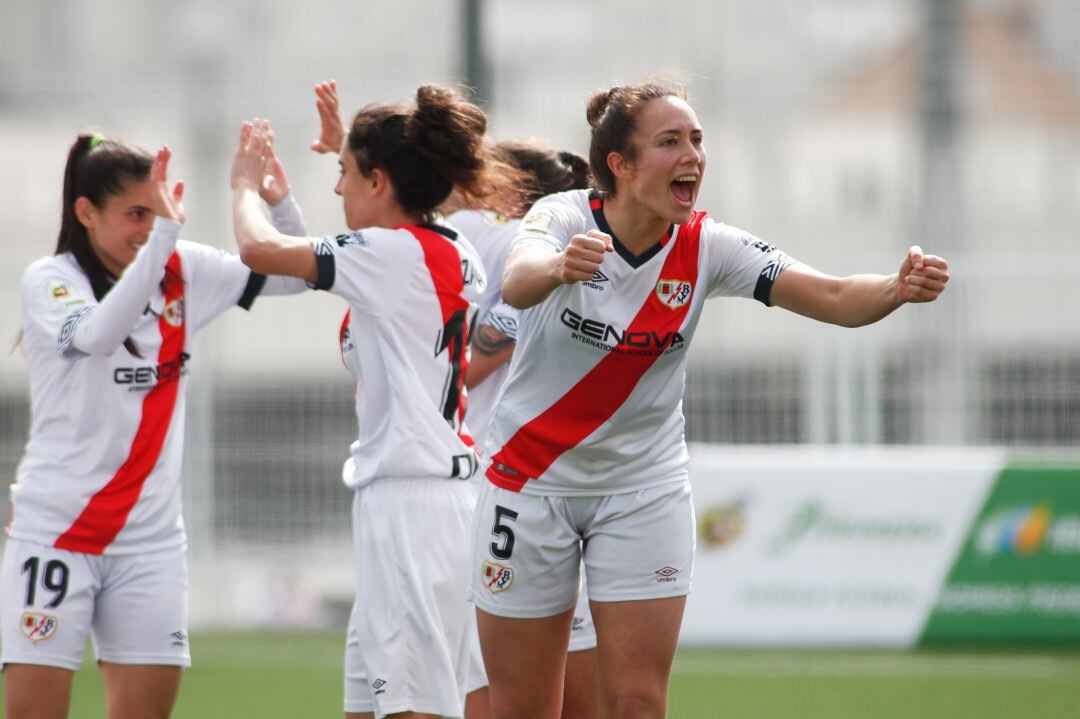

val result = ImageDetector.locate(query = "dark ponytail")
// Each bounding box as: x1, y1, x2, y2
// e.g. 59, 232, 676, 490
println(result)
347, 84, 526, 220
586, 78, 688, 195
57, 133, 155, 357
494, 140, 591, 214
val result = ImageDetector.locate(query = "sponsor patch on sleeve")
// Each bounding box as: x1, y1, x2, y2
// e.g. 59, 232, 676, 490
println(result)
47, 279, 86, 311
334, 232, 367, 248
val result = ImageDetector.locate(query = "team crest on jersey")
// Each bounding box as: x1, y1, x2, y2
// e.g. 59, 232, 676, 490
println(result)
162, 298, 185, 328
21, 612, 58, 643
481, 560, 515, 593
655, 279, 693, 309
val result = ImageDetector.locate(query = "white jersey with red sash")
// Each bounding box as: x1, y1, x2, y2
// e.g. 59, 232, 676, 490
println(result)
485, 189, 795, 496
12, 215, 300, 555
445, 209, 522, 443
312, 223, 487, 489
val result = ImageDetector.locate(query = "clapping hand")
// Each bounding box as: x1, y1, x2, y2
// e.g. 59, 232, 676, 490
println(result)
311, 80, 346, 155
149, 146, 185, 224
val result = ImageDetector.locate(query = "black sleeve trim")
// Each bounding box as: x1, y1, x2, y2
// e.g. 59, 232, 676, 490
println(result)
311, 238, 336, 291
237, 272, 267, 310
753, 256, 794, 306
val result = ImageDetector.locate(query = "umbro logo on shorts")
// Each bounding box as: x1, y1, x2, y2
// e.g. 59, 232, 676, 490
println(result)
372, 678, 387, 696
654, 566, 680, 584
21, 611, 58, 643
170, 630, 188, 646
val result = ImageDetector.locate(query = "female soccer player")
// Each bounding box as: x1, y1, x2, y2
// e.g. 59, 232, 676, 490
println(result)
472, 79, 950, 719
3, 131, 306, 719
231, 84, 520, 719
450, 140, 599, 719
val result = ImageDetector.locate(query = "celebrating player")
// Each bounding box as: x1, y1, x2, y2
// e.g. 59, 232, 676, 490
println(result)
472, 78, 950, 719
2, 132, 307, 719
449, 140, 599, 719
231, 83, 522, 719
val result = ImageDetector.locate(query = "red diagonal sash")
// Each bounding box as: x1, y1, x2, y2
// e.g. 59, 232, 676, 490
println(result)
55, 253, 186, 554
488, 213, 705, 492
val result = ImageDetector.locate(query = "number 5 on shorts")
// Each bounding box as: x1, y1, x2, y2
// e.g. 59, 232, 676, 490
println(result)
490, 505, 519, 560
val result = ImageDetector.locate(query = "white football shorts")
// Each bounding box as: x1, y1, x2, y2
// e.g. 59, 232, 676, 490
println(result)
568, 571, 597, 653
0, 538, 189, 671
471, 478, 695, 619
343, 478, 484, 718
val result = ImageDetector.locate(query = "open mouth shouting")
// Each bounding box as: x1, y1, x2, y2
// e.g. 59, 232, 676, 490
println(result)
670, 174, 699, 209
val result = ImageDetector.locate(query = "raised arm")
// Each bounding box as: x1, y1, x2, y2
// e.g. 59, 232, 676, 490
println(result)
231, 120, 318, 283
63, 147, 185, 356
501, 230, 614, 309
311, 80, 346, 155
769, 245, 950, 327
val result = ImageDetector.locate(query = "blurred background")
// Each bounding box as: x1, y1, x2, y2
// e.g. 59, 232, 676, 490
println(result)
1, 0, 1078, 649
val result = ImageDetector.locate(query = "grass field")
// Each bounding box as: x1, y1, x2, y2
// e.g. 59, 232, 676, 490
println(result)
7, 632, 1080, 718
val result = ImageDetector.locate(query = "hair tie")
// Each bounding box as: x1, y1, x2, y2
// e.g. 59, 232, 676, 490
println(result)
89, 133, 105, 150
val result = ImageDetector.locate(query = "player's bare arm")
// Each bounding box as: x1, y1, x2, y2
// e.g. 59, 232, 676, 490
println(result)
770, 245, 950, 328
466, 324, 515, 389
231, 119, 319, 283
502, 230, 614, 309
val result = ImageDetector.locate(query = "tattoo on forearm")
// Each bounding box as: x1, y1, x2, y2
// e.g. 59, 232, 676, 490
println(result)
472, 324, 515, 356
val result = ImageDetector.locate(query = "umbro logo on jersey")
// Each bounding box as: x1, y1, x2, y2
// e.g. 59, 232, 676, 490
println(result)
583, 270, 610, 291
655, 279, 692, 310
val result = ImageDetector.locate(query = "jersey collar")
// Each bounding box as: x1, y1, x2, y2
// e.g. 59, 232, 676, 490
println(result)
396, 222, 459, 241
588, 189, 674, 270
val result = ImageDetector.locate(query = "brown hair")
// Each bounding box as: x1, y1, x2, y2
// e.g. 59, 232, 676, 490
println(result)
495, 139, 590, 215
585, 78, 688, 194
55, 133, 173, 357
347, 85, 524, 220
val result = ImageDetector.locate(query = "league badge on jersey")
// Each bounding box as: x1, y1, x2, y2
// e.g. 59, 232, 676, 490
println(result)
481, 560, 515, 594
521, 209, 553, 230
21, 611, 58, 643
655, 279, 693, 310
47, 279, 85, 311
162, 298, 185, 328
